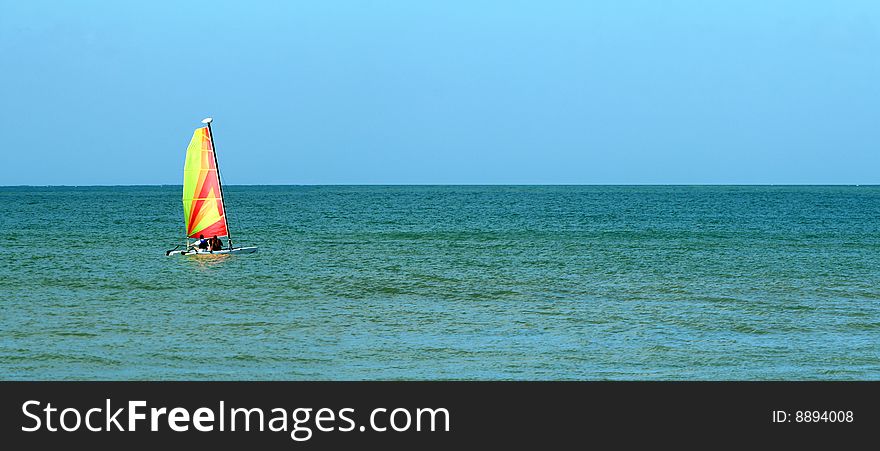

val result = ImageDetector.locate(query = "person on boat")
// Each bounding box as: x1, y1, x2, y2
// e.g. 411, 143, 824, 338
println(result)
209, 236, 222, 251
191, 234, 208, 250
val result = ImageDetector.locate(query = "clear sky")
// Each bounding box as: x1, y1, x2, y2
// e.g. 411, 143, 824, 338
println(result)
1, 1, 878, 185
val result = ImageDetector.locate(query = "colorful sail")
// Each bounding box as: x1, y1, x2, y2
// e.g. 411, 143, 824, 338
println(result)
182, 127, 228, 238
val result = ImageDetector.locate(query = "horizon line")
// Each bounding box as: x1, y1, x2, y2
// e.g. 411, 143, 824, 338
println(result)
1, 183, 878, 187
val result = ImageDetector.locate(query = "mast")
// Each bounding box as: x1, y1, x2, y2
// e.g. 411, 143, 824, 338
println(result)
202, 117, 234, 250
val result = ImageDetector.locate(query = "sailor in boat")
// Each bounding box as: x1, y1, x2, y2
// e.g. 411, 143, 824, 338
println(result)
209, 236, 223, 252
188, 234, 209, 251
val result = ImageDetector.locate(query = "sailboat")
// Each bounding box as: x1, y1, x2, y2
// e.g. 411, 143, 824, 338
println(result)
166, 118, 257, 256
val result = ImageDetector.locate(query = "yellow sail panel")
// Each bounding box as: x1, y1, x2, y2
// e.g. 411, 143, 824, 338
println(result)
182, 127, 228, 238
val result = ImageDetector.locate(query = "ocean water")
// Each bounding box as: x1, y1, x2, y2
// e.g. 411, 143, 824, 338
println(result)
1, 185, 878, 380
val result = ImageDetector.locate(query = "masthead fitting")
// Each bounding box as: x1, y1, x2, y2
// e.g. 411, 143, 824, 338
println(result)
201, 117, 213, 124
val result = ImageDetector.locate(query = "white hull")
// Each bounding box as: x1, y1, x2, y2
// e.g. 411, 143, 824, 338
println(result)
167, 246, 258, 256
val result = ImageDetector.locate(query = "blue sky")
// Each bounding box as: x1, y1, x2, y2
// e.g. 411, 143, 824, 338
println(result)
1, 1, 878, 184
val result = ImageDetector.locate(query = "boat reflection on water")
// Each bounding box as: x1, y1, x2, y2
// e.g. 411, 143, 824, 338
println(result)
178, 253, 232, 269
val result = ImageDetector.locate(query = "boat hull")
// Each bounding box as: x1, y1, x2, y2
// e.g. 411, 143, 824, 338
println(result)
167, 246, 258, 256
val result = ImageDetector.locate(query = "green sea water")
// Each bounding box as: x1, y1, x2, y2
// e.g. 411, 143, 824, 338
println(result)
1, 185, 879, 380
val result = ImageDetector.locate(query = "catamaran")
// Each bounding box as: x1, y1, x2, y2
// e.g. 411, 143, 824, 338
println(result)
166, 118, 257, 256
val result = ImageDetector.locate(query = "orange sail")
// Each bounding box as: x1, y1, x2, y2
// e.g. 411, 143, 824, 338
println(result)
182, 127, 229, 238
